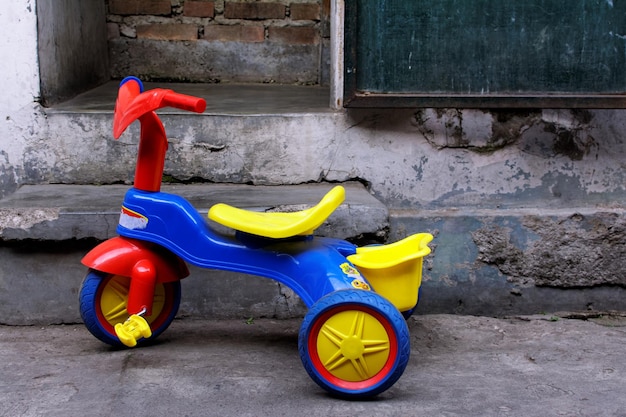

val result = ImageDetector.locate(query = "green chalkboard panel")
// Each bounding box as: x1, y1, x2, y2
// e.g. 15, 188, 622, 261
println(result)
344, 0, 626, 108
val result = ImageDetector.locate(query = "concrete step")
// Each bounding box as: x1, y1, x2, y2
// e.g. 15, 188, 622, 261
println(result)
0, 182, 388, 325
38, 82, 343, 191
0, 182, 386, 241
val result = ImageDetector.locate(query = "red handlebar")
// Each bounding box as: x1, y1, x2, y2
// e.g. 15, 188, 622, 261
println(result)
113, 86, 207, 138
161, 91, 207, 114
113, 77, 208, 193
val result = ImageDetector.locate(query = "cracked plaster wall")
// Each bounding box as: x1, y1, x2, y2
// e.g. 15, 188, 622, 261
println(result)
473, 211, 626, 288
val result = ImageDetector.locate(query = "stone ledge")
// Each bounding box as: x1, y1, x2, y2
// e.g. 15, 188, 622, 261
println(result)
0, 182, 388, 241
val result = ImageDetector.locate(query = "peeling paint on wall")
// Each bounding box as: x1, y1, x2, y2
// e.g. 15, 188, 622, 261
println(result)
473, 211, 626, 288
518, 109, 600, 161
413, 108, 601, 161
413, 108, 539, 151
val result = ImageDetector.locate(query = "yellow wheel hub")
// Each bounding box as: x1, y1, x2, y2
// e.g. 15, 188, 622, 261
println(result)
99, 275, 166, 327
316, 309, 391, 382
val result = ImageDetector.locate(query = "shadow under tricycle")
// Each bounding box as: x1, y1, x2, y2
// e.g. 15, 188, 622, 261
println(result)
78, 77, 433, 399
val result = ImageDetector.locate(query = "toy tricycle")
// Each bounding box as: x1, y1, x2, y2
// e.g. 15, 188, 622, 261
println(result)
78, 77, 433, 399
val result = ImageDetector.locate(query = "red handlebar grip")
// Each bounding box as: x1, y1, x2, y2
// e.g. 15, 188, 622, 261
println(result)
162, 92, 206, 113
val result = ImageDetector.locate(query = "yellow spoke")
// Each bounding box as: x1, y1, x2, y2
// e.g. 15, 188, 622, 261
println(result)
350, 357, 370, 380
349, 311, 366, 339
101, 277, 130, 323
107, 279, 130, 302
362, 339, 390, 354
324, 350, 349, 371
320, 324, 348, 348
103, 301, 128, 322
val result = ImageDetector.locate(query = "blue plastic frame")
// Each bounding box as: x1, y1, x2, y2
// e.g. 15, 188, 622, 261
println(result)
117, 188, 366, 307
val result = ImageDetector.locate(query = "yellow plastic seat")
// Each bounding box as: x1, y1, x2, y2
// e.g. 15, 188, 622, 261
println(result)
208, 185, 345, 239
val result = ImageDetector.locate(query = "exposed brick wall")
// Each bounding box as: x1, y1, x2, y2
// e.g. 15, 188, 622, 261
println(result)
136, 23, 199, 41
223, 2, 286, 20
184, 1, 215, 17
109, 0, 171, 16
106, 0, 328, 84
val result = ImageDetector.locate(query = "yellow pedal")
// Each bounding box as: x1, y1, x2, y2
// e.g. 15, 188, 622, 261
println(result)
114, 314, 152, 348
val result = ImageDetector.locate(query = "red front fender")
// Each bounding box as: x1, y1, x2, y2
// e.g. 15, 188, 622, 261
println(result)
82, 237, 190, 283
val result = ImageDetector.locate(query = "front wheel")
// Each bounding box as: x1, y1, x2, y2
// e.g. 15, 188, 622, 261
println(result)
79, 270, 181, 347
298, 290, 410, 399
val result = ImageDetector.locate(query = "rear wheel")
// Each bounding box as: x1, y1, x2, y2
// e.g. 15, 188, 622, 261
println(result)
79, 270, 181, 347
298, 290, 410, 399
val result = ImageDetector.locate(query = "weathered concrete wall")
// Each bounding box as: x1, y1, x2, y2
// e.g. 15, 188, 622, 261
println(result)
391, 209, 626, 317
473, 211, 626, 288
353, 108, 626, 209
37, 0, 110, 105
36, 108, 626, 207
0, 0, 43, 199
0, 240, 283, 325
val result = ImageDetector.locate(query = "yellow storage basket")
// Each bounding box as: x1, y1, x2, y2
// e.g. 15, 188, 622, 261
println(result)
347, 233, 433, 311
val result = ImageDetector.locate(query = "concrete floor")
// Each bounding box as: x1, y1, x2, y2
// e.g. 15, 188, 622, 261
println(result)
2, 313, 626, 417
